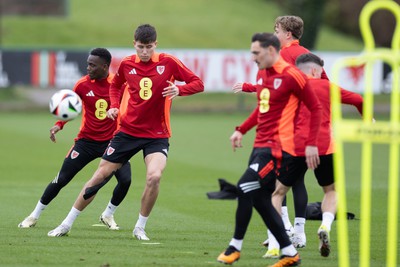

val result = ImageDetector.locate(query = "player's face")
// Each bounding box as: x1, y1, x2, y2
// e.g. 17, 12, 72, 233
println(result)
134, 41, 157, 62
274, 24, 290, 47
87, 55, 108, 80
251, 41, 273, 70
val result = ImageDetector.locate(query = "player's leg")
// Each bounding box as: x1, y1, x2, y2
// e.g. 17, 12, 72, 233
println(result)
262, 195, 294, 255
133, 138, 169, 240
290, 158, 309, 248
314, 154, 335, 257
48, 132, 136, 237
281, 196, 294, 234
18, 140, 95, 228
47, 159, 121, 237
100, 161, 132, 230
254, 186, 301, 266
217, 166, 260, 264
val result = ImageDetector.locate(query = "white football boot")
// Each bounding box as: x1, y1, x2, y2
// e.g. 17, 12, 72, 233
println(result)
133, 227, 150, 240
47, 224, 70, 237
18, 216, 38, 228
100, 215, 120, 230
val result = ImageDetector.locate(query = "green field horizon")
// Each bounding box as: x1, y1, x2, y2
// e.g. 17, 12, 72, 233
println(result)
2, 0, 364, 51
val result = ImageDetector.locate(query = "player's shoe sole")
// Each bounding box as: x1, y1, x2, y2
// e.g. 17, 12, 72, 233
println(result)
217, 246, 240, 264
100, 215, 120, 230
318, 226, 331, 257
18, 216, 38, 228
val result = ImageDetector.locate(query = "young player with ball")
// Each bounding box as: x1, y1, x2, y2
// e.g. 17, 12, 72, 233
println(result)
19, 48, 132, 231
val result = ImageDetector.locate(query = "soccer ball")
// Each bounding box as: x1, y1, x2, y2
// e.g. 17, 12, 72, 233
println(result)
49, 89, 82, 121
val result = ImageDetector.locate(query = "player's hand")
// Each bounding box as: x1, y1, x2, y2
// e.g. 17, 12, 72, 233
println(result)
49, 125, 61, 143
107, 108, 119, 121
232, 83, 244, 93
230, 130, 243, 152
163, 80, 179, 100
305, 145, 320, 170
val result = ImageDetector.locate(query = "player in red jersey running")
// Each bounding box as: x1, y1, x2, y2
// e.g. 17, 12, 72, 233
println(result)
19, 48, 131, 231
217, 33, 322, 267
47, 24, 204, 238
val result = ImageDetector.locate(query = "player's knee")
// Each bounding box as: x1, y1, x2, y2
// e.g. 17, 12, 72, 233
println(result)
146, 171, 161, 188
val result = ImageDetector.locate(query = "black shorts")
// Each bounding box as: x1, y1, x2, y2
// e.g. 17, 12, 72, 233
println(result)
64, 138, 110, 168
314, 154, 334, 186
278, 154, 334, 187
103, 131, 169, 164
244, 147, 291, 190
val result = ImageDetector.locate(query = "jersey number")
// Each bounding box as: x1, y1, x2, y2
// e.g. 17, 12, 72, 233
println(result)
95, 99, 108, 120
139, 77, 153, 100
259, 88, 270, 113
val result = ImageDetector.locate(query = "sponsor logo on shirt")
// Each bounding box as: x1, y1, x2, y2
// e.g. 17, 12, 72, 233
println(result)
257, 78, 263, 85
107, 146, 115, 155
157, 66, 165, 75
273, 78, 282, 89
86, 90, 95, 97
70, 150, 79, 159
129, 68, 137, 75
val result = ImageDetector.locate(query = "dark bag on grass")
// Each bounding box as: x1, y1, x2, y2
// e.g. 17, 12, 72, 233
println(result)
306, 202, 356, 220
207, 178, 238, 200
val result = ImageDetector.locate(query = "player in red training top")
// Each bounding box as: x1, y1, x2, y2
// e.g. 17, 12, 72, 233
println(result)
273, 53, 363, 257
236, 16, 329, 256
47, 24, 204, 238
19, 48, 131, 231
217, 33, 321, 267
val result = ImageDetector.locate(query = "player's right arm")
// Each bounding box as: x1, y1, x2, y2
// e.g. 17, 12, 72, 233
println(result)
108, 59, 128, 119
230, 107, 258, 151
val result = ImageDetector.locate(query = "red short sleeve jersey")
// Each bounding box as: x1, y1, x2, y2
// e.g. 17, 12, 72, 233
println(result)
55, 75, 117, 142
247, 58, 322, 155
109, 52, 204, 138
294, 78, 363, 156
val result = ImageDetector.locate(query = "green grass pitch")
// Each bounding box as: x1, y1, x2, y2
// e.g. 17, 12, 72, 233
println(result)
0, 111, 398, 267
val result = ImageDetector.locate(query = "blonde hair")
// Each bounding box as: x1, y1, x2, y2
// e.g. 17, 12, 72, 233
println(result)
275, 16, 304, 40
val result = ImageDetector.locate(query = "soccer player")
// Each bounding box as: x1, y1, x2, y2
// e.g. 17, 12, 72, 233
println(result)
262, 15, 330, 256
18, 48, 131, 231
217, 33, 321, 267
47, 24, 204, 238
272, 52, 363, 257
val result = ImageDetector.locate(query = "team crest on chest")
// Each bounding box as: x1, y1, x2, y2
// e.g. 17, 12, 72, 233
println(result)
157, 66, 165, 75
273, 78, 282, 89
70, 150, 79, 159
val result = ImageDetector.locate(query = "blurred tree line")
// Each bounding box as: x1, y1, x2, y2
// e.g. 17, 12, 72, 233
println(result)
274, 0, 399, 50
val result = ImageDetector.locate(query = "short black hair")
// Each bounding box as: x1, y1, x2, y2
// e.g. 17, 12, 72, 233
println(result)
251, 32, 280, 51
90, 48, 112, 66
134, 24, 157, 44
296, 53, 324, 67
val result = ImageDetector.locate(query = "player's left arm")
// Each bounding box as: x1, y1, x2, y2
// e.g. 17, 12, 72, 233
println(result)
338, 85, 364, 115
295, 77, 322, 169
168, 56, 204, 96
